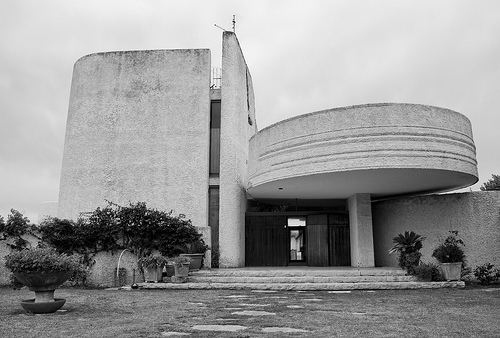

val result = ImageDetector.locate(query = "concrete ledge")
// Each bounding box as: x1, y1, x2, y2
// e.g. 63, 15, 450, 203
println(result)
137, 281, 465, 291
190, 267, 407, 277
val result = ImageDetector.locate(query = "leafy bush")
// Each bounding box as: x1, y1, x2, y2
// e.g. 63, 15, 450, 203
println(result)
480, 174, 500, 191
389, 231, 425, 274
474, 263, 500, 285
414, 262, 442, 281
173, 256, 191, 267
39, 202, 204, 258
432, 231, 465, 263
138, 254, 168, 269
5, 247, 83, 274
186, 238, 208, 254
0, 209, 32, 250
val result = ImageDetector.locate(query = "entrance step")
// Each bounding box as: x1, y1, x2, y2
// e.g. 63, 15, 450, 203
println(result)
188, 275, 417, 283
136, 267, 465, 290
190, 267, 408, 277
138, 281, 465, 291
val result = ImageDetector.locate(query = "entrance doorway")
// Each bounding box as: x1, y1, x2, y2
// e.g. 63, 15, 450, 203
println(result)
288, 217, 306, 264
245, 213, 350, 267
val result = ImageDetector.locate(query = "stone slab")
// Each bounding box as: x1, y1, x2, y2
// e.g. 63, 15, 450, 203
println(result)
192, 325, 247, 332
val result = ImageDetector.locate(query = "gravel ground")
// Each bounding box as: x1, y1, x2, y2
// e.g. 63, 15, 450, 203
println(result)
0, 286, 499, 337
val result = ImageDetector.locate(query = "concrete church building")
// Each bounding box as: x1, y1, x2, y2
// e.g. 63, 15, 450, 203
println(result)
58, 32, 499, 269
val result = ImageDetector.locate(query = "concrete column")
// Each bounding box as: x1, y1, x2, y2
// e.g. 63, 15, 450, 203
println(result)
348, 193, 375, 267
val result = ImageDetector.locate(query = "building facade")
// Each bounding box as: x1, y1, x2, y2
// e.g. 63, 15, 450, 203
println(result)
59, 32, 499, 269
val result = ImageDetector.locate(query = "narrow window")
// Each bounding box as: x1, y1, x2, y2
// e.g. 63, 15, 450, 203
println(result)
209, 100, 221, 175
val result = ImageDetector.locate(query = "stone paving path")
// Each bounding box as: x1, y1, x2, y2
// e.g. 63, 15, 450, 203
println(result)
157, 289, 353, 336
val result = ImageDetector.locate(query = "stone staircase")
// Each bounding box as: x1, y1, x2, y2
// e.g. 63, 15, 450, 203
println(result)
138, 267, 465, 291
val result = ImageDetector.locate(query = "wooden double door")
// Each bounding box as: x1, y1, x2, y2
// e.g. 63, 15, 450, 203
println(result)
245, 214, 350, 267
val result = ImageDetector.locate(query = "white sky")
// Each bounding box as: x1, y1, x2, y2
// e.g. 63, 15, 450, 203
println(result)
1, 0, 499, 221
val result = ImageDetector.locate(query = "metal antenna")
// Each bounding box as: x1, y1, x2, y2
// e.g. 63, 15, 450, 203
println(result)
232, 15, 236, 32
214, 24, 228, 32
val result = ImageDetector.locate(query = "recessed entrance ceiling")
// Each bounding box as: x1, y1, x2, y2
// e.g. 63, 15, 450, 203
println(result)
247, 168, 478, 199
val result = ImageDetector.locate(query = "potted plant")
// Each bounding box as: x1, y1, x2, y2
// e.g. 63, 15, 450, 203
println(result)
4, 247, 82, 314
432, 231, 465, 281
180, 239, 208, 271
388, 231, 425, 275
171, 256, 191, 283
138, 254, 167, 282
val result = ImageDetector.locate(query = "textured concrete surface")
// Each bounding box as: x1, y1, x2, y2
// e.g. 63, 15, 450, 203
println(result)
219, 32, 257, 267
87, 250, 142, 287
372, 191, 500, 268
248, 103, 478, 199
349, 194, 375, 267
58, 49, 211, 237
138, 281, 465, 290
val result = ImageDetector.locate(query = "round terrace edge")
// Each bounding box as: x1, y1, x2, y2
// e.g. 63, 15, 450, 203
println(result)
247, 103, 478, 199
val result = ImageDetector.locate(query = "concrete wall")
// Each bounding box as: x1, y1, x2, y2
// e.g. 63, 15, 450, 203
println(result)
86, 250, 142, 287
58, 50, 211, 235
372, 191, 500, 269
219, 32, 258, 267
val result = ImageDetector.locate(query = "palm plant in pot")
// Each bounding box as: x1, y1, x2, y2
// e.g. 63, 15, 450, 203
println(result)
180, 239, 208, 271
388, 231, 425, 275
432, 231, 465, 281
4, 247, 83, 314
138, 254, 168, 282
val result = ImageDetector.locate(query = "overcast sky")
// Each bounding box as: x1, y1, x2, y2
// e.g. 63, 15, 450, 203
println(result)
1, 0, 499, 221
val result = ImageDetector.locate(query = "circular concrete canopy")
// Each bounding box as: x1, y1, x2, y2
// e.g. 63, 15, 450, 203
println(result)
247, 103, 478, 199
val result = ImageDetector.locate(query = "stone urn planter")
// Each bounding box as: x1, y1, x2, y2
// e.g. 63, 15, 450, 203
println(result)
171, 256, 191, 283
14, 271, 71, 313
432, 231, 465, 282
5, 248, 82, 314
181, 239, 208, 271
440, 262, 462, 281
138, 254, 168, 283
143, 266, 163, 282
179, 253, 204, 271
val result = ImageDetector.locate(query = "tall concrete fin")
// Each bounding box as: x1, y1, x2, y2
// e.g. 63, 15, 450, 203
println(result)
219, 32, 258, 267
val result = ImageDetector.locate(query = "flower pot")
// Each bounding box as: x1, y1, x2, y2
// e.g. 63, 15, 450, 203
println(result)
174, 263, 190, 277
163, 264, 175, 278
180, 253, 204, 271
14, 271, 71, 313
440, 262, 462, 281
143, 266, 163, 282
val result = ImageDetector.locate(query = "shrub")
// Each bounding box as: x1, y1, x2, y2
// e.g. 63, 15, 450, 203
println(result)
432, 231, 465, 263
414, 262, 442, 281
479, 174, 500, 191
5, 247, 83, 274
173, 256, 191, 267
389, 231, 425, 274
186, 238, 208, 254
474, 263, 500, 285
39, 201, 204, 259
0, 209, 32, 250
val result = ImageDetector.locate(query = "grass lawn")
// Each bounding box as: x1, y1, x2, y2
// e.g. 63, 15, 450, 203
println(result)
0, 286, 498, 337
